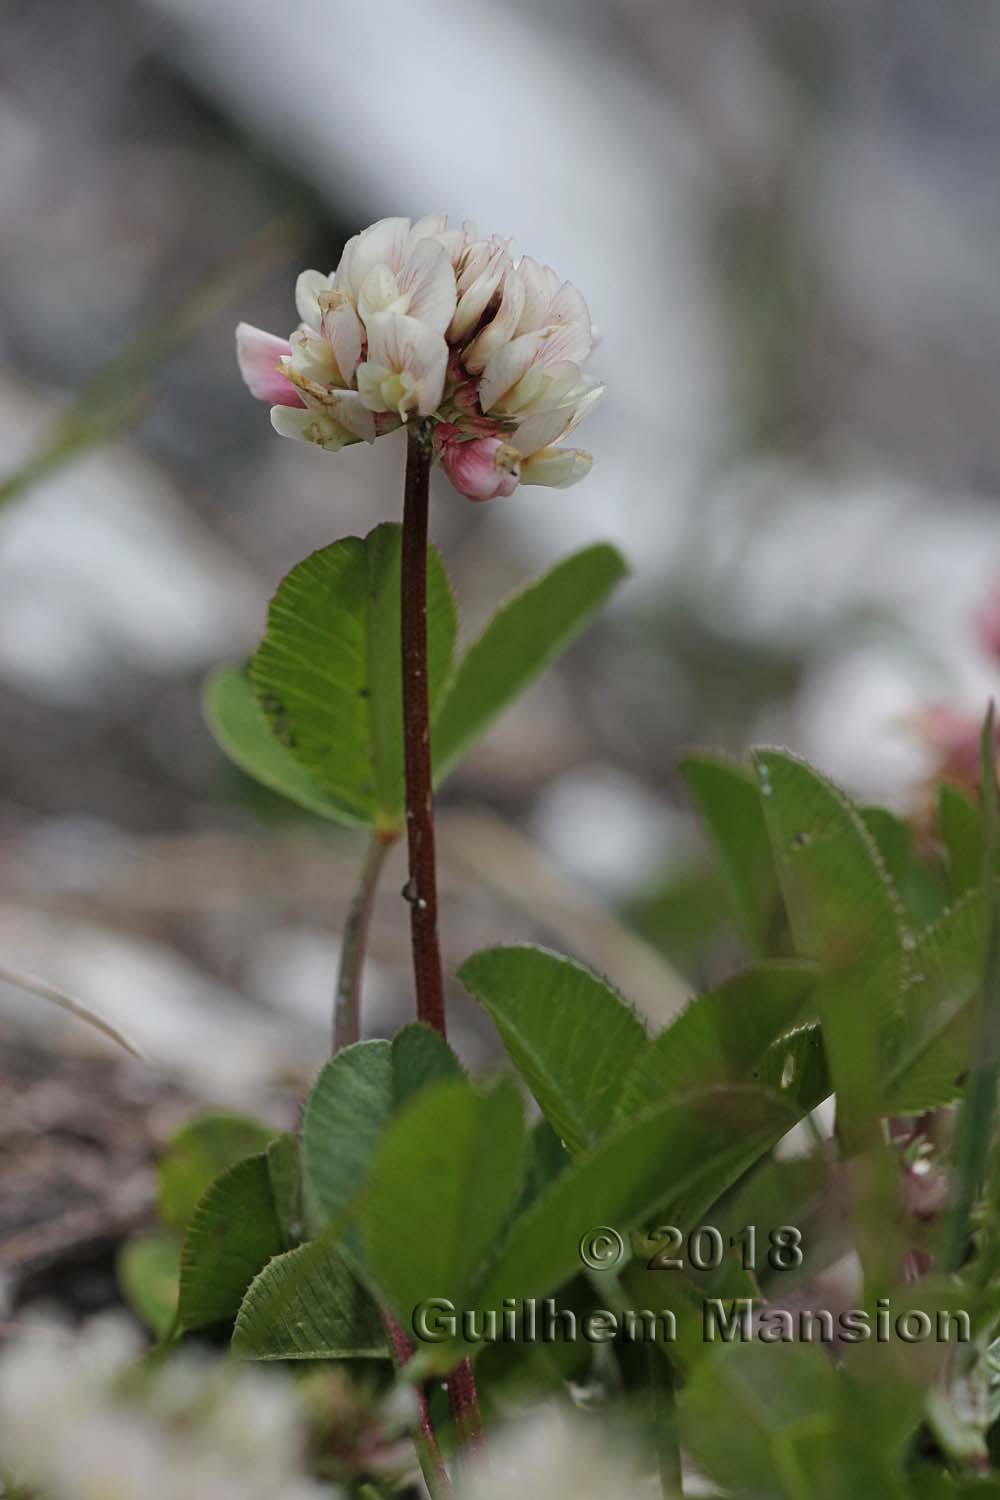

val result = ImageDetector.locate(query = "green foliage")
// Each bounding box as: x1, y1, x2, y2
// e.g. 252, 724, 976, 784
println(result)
301, 1041, 395, 1230
250, 526, 456, 830
391, 1020, 464, 1107
753, 750, 906, 1150
458, 944, 647, 1154
181, 511, 1000, 1483
682, 753, 786, 957
860, 804, 914, 893
679, 1342, 919, 1499
232, 1237, 386, 1361
203, 667, 362, 823
364, 1076, 527, 1328
117, 1234, 181, 1340
431, 542, 627, 782
157, 1112, 274, 1233
206, 539, 626, 828
471, 1085, 798, 1336
885, 888, 984, 1112
939, 783, 985, 899
614, 960, 816, 1118
178, 1154, 286, 1331
301, 1029, 465, 1237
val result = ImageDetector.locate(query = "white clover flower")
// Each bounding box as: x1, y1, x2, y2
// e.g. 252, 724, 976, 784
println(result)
237, 213, 603, 501
0, 1315, 338, 1500
457, 1406, 654, 1500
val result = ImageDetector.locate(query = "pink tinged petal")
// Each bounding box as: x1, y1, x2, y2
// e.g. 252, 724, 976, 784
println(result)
463, 267, 527, 374
510, 379, 603, 456
358, 264, 404, 324
357, 315, 447, 419
408, 212, 449, 250
562, 380, 606, 436
547, 280, 591, 330
345, 216, 412, 290
519, 445, 593, 489
398, 238, 457, 336
537, 319, 592, 369
295, 270, 331, 332
235, 323, 304, 406
325, 388, 377, 444
289, 326, 344, 387
269, 404, 357, 451
514, 256, 550, 334
478, 330, 544, 412
442, 438, 520, 501
538, 263, 562, 302
332, 232, 362, 295
509, 405, 577, 457
322, 300, 365, 384
449, 259, 506, 341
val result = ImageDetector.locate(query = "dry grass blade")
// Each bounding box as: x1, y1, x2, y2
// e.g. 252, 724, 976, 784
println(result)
0, 961, 143, 1059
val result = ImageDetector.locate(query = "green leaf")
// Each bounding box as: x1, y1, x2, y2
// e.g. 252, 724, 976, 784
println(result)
251, 526, 457, 830
432, 543, 627, 783
203, 667, 364, 824
682, 753, 785, 957
680, 1343, 914, 1500
179, 1154, 286, 1331
459, 1085, 800, 1369
753, 751, 906, 1149
266, 1133, 304, 1249
753, 751, 905, 999
117, 1233, 180, 1340
859, 805, 913, 894
938, 783, 984, 899
364, 1076, 527, 1324
945, 705, 1000, 1274
615, 961, 816, 1118
459, 944, 647, 1155
158, 1112, 274, 1233
520, 1119, 571, 1212
885, 889, 984, 1112
755, 1022, 830, 1113
301, 1041, 395, 1231
391, 1021, 464, 1109
232, 1237, 386, 1361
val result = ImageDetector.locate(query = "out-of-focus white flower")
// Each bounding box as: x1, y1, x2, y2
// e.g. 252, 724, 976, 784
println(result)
236, 213, 604, 502
457, 1406, 653, 1500
0, 1315, 337, 1500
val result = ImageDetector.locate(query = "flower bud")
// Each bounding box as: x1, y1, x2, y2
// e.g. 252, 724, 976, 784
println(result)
442, 438, 521, 501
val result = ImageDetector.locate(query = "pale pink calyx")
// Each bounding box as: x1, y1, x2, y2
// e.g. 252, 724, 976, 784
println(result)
442, 437, 521, 502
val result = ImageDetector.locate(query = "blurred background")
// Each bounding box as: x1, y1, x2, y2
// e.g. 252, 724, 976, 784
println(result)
3, 0, 1000, 1307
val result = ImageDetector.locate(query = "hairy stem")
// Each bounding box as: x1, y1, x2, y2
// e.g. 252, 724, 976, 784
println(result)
332, 830, 394, 1054
400, 426, 486, 1462
401, 425, 446, 1034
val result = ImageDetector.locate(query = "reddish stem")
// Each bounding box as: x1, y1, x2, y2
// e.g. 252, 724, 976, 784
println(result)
400, 426, 486, 1465
384, 1312, 454, 1499
401, 426, 447, 1036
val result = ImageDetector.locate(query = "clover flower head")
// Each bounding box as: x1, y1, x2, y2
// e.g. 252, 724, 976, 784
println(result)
237, 214, 604, 501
